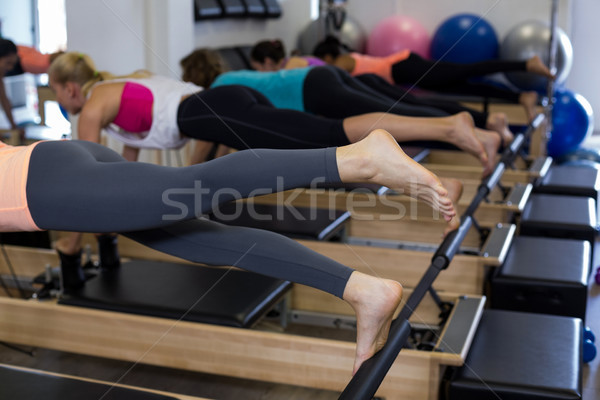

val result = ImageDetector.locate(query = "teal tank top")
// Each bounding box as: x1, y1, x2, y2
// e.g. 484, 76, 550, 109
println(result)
210, 68, 311, 112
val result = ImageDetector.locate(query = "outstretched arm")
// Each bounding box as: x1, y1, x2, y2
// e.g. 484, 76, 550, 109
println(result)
0, 78, 19, 131
122, 145, 140, 161
189, 139, 216, 164
77, 84, 121, 143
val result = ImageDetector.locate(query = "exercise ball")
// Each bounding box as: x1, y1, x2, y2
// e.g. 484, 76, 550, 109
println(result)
584, 339, 597, 363
430, 13, 499, 63
298, 14, 366, 55
366, 15, 430, 58
500, 20, 573, 91
547, 89, 594, 158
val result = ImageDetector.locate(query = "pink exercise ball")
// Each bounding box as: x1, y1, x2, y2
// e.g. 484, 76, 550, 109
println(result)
367, 15, 430, 58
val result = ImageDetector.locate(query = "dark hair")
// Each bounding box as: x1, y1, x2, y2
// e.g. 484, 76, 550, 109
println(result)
312, 35, 348, 59
250, 39, 286, 63
180, 48, 228, 88
0, 39, 18, 58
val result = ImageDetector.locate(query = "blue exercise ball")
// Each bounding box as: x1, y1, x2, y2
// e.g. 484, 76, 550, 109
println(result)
547, 89, 594, 158
584, 338, 597, 363
430, 13, 499, 63
500, 19, 573, 92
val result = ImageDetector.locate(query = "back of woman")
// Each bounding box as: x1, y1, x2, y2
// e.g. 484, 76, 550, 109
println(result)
211, 68, 311, 111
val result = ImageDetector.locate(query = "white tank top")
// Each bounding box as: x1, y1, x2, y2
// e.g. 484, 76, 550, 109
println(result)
94, 75, 202, 149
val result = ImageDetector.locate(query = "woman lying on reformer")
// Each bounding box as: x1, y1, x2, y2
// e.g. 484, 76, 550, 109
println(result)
0, 129, 457, 375
310, 35, 554, 122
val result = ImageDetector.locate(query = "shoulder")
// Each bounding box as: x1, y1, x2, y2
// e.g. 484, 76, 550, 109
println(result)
89, 80, 127, 97
284, 56, 309, 69
85, 82, 126, 115
334, 54, 356, 71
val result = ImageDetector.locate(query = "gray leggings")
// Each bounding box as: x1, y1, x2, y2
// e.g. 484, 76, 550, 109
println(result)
25, 140, 352, 297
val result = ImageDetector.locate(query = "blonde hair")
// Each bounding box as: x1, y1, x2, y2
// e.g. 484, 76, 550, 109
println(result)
48, 51, 152, 96
180, 48, 228, 88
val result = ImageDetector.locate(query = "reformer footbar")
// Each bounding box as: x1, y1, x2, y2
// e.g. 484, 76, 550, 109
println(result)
338, 113, 545, 400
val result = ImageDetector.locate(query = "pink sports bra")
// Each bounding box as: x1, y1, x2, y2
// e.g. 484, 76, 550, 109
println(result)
113, 82, 154, 133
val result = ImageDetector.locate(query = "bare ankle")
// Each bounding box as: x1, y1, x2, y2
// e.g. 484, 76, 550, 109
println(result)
53, 238, 81, 256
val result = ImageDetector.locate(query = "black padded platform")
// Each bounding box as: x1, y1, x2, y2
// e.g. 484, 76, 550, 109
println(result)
443, 309, 582, 400
0, 364, 178, 400
58, 260, 292, 328
520, 194, 598, 245
491, 236, 590, 320
210, 202, 350, 241
535, 165, 600, 199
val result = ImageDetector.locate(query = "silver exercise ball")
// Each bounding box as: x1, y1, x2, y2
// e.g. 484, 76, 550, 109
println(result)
297, 14, 367, 55
500, 19, 573, 91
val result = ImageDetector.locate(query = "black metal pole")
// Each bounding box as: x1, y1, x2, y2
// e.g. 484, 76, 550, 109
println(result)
545, 0, 559, 143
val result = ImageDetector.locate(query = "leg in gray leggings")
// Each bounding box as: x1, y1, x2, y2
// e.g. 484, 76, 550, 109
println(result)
25, 140, 351, 297
124, 219, 352, 297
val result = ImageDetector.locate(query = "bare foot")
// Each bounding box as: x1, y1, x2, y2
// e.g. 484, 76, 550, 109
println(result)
486, 112, 514, 146
440, 177, 463, 204
444, 214, 461, 237
337, 129, 456, 223
446, 112, 489, 169
438, 178, 462, 237
526, 55, 555, 80
474, 128, 501, 177
342, 271, 403, 375
519, 91, 539, 122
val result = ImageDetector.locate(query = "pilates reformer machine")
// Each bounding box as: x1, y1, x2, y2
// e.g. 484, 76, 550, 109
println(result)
0, 234, 487, 399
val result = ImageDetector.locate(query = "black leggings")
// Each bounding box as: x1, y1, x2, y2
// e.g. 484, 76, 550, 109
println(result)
392, 53, 526, 102
303, 66, 447, 119
25, 140, 352, 297
355, 73, 489, 128
177, 85, 458, 155
177, 85, 350, 150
